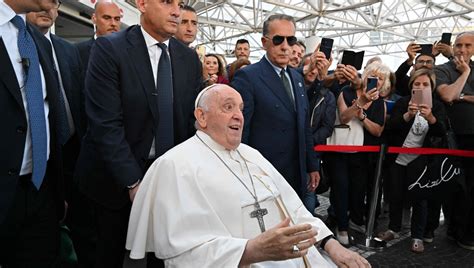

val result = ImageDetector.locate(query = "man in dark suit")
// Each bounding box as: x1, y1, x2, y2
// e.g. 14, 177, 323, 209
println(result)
26, 4, 85, 142
232, 14, 323, 198
0, 0, 65, 266
74, 0, 203, 266
75, 0, 121, 75
26, 7, 94, 267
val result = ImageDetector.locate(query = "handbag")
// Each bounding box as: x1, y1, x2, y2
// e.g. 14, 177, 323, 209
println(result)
326, 110, 364, 146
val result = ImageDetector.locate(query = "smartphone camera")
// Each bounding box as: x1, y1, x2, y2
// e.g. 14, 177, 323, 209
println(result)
320, 38, 334, 60
367, 77, 378, 91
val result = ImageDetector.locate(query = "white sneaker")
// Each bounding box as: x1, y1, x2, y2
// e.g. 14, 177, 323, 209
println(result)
349, 219, 366, 233
337, 230, 350, 246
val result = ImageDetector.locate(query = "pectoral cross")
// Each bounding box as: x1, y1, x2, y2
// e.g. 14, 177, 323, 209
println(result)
250, 202, 268, 232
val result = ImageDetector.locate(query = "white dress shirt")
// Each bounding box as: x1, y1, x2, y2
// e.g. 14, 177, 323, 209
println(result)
140, 26, 171, 158
0, 0, 50, 175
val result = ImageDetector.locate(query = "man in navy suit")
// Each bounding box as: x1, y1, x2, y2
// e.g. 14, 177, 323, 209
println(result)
74, 0, 202, 266
26, 6, 96, 267
232, 14, 322, 197
0, 0, 65, 266
26, 4, 85, 142
67, 2, 121, 265
75, 0, 121, 75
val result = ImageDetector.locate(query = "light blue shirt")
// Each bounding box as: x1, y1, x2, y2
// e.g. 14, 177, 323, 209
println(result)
264, 53, 294, 100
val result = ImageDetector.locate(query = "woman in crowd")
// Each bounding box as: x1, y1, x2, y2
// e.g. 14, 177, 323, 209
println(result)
324, 62, 388, 245
202, 53, 229, 85
378, 69, 446, 253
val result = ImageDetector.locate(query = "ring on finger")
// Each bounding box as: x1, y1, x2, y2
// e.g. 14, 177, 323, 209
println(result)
292, 244, 300, 254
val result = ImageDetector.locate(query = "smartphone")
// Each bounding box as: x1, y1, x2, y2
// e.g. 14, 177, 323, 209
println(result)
441, 33, 452, 45
418, 44, 433, 55
411, 89, 433, 108
367, 77, 378, 91
320, 38, 334, 60
341, 50, 365, 70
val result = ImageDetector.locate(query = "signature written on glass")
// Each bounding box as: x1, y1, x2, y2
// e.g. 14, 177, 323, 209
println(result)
408, 157, 461, 190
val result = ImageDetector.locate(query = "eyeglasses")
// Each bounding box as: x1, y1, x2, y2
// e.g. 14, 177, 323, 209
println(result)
54, 0, 62, 8
264, 35, 297, 46
415, 60, 434, 65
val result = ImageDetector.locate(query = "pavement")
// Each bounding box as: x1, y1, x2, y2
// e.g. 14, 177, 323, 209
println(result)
315, 194, 474, 268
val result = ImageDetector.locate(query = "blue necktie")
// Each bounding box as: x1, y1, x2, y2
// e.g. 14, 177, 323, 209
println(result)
11, 16, 47, 190
155, 43, 174, 157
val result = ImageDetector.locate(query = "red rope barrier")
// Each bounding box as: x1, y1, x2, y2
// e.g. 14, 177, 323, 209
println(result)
314, 145, 474, 158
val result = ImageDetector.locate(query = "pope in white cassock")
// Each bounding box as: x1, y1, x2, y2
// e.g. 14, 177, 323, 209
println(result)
125, 84, 371, 267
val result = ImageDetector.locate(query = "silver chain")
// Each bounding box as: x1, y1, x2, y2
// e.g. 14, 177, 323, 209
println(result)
195, 133, 259, 204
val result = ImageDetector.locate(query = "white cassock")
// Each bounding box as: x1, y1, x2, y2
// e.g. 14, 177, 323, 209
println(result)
126, 130, 336, 267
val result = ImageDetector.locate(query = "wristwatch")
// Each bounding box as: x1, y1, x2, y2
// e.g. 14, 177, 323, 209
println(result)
459, 93, 465, 101
359, 112, 367, 121
320, 235, 336, 250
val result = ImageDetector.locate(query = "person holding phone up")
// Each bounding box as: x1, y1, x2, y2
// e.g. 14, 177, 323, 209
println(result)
395, 42, 438, 97
378, 69, 446, 253
433, 32, 454, 61
323, 62, 389, 244
434, 31, 474, 251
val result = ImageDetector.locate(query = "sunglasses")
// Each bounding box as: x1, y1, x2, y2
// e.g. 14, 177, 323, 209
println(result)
265, 35, 298, 46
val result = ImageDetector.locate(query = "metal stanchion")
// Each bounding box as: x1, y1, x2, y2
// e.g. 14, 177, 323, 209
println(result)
355, 144, 387, 251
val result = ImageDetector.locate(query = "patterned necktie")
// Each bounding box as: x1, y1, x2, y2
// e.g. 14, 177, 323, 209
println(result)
280, 68, 295, 108
155, 43, 174, 157
11, 16, 47, 189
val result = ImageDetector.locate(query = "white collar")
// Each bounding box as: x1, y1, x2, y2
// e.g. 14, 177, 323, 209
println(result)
140, 26, 170, 49
45, 30, 52, 41
0, 0, 24, 27
195, 130, 240, 153
264, 53, 287, 75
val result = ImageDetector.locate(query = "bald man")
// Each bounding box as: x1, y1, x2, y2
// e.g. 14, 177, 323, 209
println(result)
75, 0, 121, 74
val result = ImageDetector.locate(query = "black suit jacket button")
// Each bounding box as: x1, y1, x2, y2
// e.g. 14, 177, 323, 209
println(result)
8, 169, 17, 176
17, 126, 26, 134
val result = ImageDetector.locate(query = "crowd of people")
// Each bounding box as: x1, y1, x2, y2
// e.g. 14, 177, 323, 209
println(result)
0, 0, 473, 267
